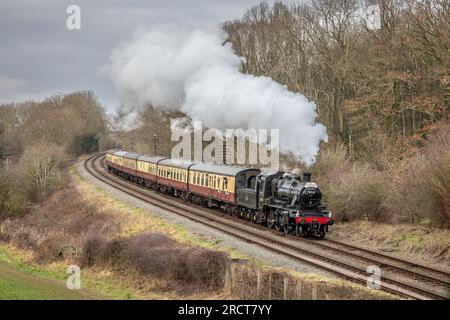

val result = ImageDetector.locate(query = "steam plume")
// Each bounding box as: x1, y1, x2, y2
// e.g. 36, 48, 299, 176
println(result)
109, 25, 327, 165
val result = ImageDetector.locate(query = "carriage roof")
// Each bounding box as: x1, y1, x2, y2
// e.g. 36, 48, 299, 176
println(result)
121, 152, 141, 160
158, 158, 195, 170
190, 162, 259, 177
137, 155, 168, 164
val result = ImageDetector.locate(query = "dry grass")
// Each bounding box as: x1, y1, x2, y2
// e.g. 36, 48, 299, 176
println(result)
330, 221, 450, 270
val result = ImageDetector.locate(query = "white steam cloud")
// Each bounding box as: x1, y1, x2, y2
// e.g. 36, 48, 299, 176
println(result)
109, 25, 328, 165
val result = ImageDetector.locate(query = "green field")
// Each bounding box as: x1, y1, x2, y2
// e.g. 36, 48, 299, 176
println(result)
0, 263, 100, 300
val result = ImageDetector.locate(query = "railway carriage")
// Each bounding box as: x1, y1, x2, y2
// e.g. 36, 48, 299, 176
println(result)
136, 155, 168, 188
188, 163, 260, 208
120, 152, 140, 182
106, 150, 126, 173
156, 158, 193, 196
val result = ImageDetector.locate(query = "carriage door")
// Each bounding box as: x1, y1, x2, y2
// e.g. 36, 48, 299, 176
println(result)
258, 177, 266, 209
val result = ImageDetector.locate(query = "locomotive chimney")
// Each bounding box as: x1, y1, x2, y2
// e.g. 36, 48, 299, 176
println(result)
303, 172, 312, 182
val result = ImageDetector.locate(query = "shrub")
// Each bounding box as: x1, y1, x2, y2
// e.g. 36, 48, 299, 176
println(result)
79, 236, 107, 267
128, 233, 229, 289
0, 168, 29, 219
17, 143, 67, 202
81, 232, 230, 290
312, 143, 349, 182
324, 164, 388, 222
1, 188, 121, 262
180, 248, 229, 288
387, 124, 450, 227
429, 152, 450, 226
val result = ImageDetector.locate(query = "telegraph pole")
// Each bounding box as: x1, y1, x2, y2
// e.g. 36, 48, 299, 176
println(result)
153, 134, 158, 156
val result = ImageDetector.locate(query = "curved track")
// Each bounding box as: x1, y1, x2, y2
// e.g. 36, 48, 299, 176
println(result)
84, 154, 450, 300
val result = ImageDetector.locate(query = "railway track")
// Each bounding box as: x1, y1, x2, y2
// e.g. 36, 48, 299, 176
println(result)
84, 153, 450, 300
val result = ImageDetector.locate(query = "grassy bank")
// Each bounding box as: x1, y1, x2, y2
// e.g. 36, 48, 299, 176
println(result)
0, 260, 98, 300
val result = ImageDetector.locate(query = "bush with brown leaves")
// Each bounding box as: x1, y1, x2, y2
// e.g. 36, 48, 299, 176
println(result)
0, 188, 120, 262
80, 233, 230, 290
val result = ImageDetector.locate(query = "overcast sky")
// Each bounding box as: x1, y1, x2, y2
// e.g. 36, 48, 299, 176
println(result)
0, 0, 268, 109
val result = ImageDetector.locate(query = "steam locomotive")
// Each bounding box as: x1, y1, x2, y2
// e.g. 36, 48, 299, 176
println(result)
237, 171, 333, 238
106, 150, 334, 238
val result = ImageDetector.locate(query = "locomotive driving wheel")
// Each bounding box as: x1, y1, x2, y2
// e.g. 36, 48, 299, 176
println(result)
283, 224, 291, 235
295, 225, 303, 237
318, 225, 326, 239
274, 218, 281, 231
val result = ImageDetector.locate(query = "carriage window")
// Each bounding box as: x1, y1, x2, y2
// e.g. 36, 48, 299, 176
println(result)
205, 175, 209, 187
248, 176, 256, 189
223, 177, 228, 191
